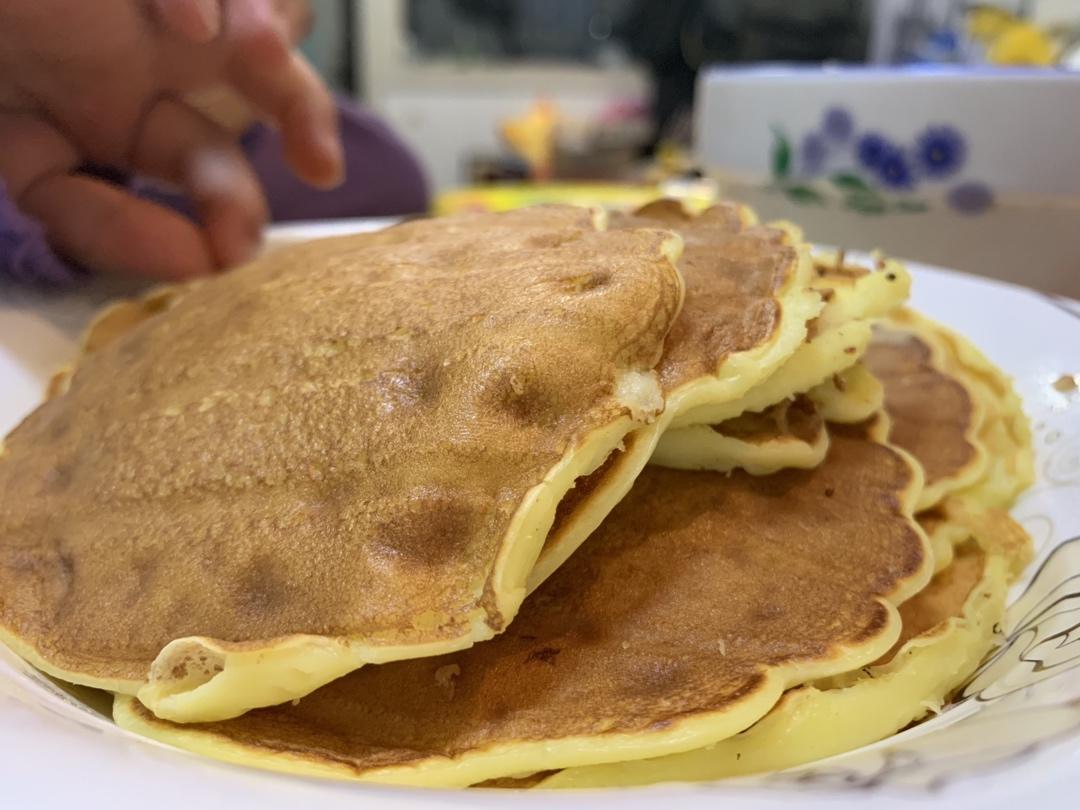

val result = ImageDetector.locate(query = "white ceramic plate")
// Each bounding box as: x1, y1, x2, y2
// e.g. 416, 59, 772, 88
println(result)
2, 222, 1079, 809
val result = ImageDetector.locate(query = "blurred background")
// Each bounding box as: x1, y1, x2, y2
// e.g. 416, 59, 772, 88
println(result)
291, 0, 1080, 294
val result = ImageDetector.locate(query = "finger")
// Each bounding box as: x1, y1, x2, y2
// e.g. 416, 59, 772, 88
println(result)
153, 0, 223, 43
130, 96, 269, 268
224, 0, 344, 188
20, 174, 215, 281
0, 112, 78, 200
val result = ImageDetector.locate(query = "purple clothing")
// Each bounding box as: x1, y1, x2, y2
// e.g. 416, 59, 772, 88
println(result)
0, 100, 429, 285
0, 179, 86, 286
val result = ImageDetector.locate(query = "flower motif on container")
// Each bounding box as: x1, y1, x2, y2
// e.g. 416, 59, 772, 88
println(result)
769, 108, 993, 216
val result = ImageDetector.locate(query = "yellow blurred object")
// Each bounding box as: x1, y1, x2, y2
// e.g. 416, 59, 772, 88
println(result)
967, 7, 1059, 66
500, 100, 560, 181
987, 22, 1058, 66
434, 183, 715, 216
967, 6, 1017, 42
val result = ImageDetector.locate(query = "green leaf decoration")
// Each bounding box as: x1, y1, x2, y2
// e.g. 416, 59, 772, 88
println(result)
844, 191, 888, 215
784, 184, 826, 205
894, 199, 929, 214
830, 172, 872, 192
771, 127, 791, 179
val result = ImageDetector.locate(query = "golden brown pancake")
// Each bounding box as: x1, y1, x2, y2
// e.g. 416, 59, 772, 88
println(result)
610, 200, 803, 401
0, 206, 685, 722
653, 251, 911, 472
874, 541, 988, 664
888, 310, 1033, 510
864, 321, 987, 510
538, 541, 1006, 789
652, 249, 913, 474
530, 199, 817, 586
114, 427, 931, 787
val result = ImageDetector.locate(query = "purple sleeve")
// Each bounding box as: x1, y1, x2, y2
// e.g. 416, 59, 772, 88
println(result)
0, 179, 84, 286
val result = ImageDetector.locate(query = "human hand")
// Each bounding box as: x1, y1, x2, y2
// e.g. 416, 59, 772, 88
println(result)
0, 0, 342, 281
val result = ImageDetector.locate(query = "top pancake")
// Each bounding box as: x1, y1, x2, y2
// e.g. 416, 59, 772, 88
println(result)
0, 206, 684, 722
525, 199, 816, 589
661, 250, 910, 436
609, 200, 808, 400
113, 427, 930, 788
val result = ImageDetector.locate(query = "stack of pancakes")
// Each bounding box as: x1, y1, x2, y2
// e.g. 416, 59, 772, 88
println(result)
0, 202, 1034, 789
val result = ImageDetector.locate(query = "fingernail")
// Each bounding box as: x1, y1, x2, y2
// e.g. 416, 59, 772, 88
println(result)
192, 0, 222, 40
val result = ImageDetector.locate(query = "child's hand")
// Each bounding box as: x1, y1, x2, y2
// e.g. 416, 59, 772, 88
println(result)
0, 0, 343, 281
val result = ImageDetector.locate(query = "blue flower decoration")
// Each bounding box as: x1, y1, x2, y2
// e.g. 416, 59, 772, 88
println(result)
948, 182, 994, 214
876, 147, 915, 190
916, 126, 966, 179
822, 107, 854, 142
801, 133, 828, 175
856, 133, 892, 172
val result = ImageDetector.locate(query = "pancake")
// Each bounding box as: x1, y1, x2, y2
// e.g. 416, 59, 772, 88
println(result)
918, 508, 968, 574
113, 427, 931, 787
863, 318, 988, 510
527, 198, 818, 587
808, 250, 911, 334
665, 251, 910, 432
653, 251, 909, 472
888, 310, 1034, 509
538, 541, 1006, 789
0, 206, 685, 723
929, 496, 1033, 581
651, 395, 829, 474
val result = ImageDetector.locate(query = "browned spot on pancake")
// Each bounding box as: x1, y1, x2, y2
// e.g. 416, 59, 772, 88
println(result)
0, 206, 683, 685
864, 328, 978, 489
126, 430, 925, 777
525, 647, 560, 665
611, 202, 800, 395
